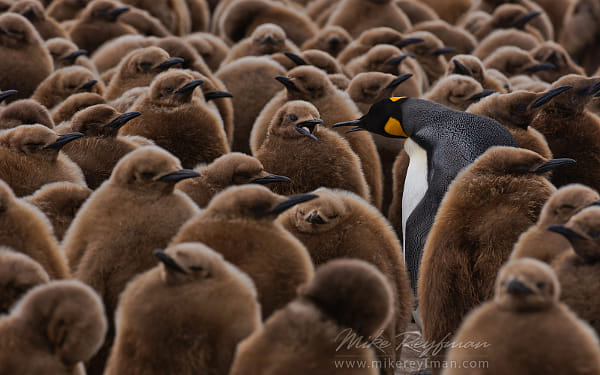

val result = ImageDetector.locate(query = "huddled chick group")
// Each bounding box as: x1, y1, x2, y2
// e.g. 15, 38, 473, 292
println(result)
1, 0, 600, 375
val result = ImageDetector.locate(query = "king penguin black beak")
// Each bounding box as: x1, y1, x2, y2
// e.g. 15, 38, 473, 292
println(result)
452, 59, 470, 75
204, 91, 233, 101
469, 89, 497, 100
513, 11, 542, 29
156, 57, 184, 71
433, 46, 457, 56
251, 173, 292, 184
547, 225, 586, 240
104, 111, 142, 129
396, 37, 424, 48
44, 132, 84, 150
0, 89, 17, 102
530, 85, 572, 108
176, 79, 204, 94
307, 211, 326, 224
332, 119, 361, 128
65, 49, 88, 61
109, 6, 130, 20
525, 62, 557, 73
80, 79, 98, 91
533, 158, 576, 174
506, 278, 534, 296
284, 51, 308, 66
385, 73, 413, 89
294, 119, 322, 141
157, 169, 201, 182
275, 76, 299, 91
153, 249, 187, 274
386, 53, 413, 65
269, 193, 319, 215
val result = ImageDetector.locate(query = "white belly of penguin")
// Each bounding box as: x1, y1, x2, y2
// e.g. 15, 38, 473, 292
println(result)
401, 138, 428, 261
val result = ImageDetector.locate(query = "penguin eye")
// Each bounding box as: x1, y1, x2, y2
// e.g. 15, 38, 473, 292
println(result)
288, 114, 298, 121
8, 29, 22, 35
139, 62, 153, 71
536, 282, 545, 289
589, 231, 600, 239
189, 266, 203, 272
25, 142, 44, 148
141, 172, 155, 179
164, 87, 174, 93
328, 214, 339, 219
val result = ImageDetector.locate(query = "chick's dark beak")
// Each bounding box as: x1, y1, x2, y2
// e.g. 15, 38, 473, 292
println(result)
44, 132, 84, 150
153, 249, 187, 274
157, 169, 201, 182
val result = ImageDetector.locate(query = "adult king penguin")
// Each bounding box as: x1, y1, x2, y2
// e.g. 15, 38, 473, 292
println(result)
334, 97, 517, 296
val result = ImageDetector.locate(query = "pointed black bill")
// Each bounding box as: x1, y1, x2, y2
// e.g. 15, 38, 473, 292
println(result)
525, 62, 557, 73
582, 81, 600, 97
176, 79, 204, 94
346, 127, 365, 133
506, 279, 534, 296
104, 111, 141, 129
294, 119, 322, 141
307, 211, 326, 224
513, 11, 542, 29
396, 37, 424, 48
156, 57, 184, 70
385, 73, 413, 89
44, 132, 84, 150
153, 249, 187, 274
80, 79, 98, 90
433, 46, 457, 56
547, 225, 586, 240
534, 158, 576, 174
269, 193, 319, 215
530, 85, 572, 108
64, 49, 88, 61
204, 91, 233, 101
284, 51, 308, 66
251, 173, 292, 184
274, 76, 299, 91
109, 6, 130, 20
332, 119, 361, 128
157, 169, 201, 182
451, 59, 470, 75
22, 6, 36, 19
469, 89, 497, 100
386, 53, 413, 65
0, 89, 17, 102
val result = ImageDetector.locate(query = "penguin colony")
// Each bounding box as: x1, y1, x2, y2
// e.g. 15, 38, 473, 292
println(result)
1, 1, 600, 375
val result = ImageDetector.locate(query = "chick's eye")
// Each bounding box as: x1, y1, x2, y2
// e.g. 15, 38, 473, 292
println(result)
141, 172, 155, 179
8, 29, 22, 35
536, 282, 545, 289
590, 231, 600, 238
328, 214, 339, 219
288, 114, 298, 121
165, 87, 174, 93
140, 62, 153, 70
25, 142, 43, 147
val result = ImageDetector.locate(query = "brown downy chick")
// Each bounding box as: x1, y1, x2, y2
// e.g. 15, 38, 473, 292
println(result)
177, 152, 291, 208
9, 0, 67, 40
468, 85, 573, 158
171, 184, 316, 319
120, 0, 190, 36
184, 32, 229, 72
0, 124, 86, 196
337, 26, 421, 65
0, 280, 108, 375
119, 70, 229, 169
447, 54, 508, 93
531, 41, 586, 83
90, 34, 156, 74
222, 23, 300, 66
117, 6, 170, 37
0, 13, 53, 102
215, 56, 287, 154
0, 99, 54, 130
276, 50, 349, 90
549, 206, 600, 335
473, 28, 541, 61
396, 0, 439, 25
69, 0, 137, 54
57, 104, 142, 189
278, 188, 413, 368
104, 46, 183, 100
419, 146, 571, 370
63, 146, 200, 375
51, 92, 105, 124
344, 44, 421, 83
347, 72, 419, 113
559, 0, 600, 75
400, 30, 455, 87
424, 74, 496, 111
25, 182, 92, 241
483, 46, 557, 78
230, 259, 393, 375
530, 75, 600, 190
300, 25, 351, 58
511, 184, 600, 263
0, 247, 49, 314
254, 101, 370, 202
185, 0, 209, 32
252, 66, 383, 208
154, 36, 214, 78
474, 3, 546, 41
47, 0, 91, 22
325, 0, 411, 38
411, 20, 477, 58
217, 0, 317, 46
105, 242, 261, 375
443, 258, 600, 375
418, 0, 471, 25
0, 180, 70, 279
32, 66, 104, 110
46, 37, 97, 73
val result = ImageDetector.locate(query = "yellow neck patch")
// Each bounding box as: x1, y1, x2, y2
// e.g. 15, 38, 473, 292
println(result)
384, 117, 407, 137
389, 96, 406, 102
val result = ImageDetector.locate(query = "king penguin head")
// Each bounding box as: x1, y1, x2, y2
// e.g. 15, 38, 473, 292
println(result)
333, 96, 409, 138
